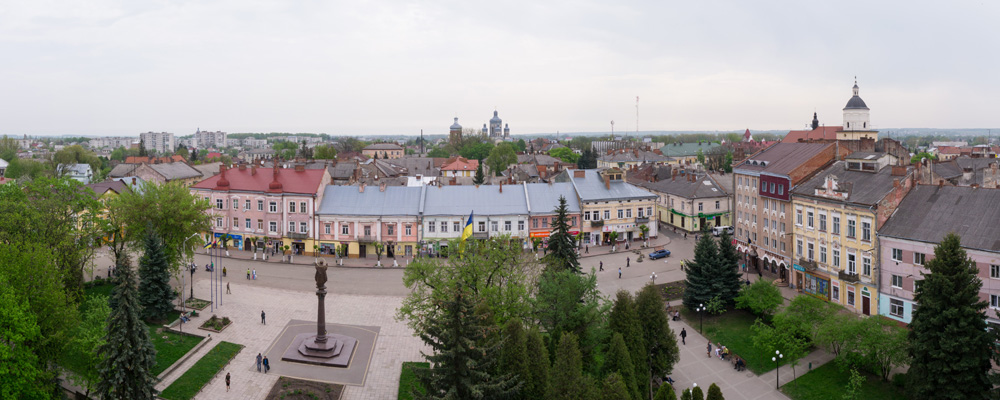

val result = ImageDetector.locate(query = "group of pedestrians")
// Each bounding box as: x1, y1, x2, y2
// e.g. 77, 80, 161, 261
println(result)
246, 268, 257, 280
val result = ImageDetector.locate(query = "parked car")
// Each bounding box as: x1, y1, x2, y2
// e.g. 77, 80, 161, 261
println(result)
649, 249, 671, 260
712, 226, 734, 236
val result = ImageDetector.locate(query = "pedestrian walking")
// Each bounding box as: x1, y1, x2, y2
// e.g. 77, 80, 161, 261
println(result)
256, 353, 262, 372
222, 267, 227, 277
263, 356, 270, 373
252, 269, 256, 280
107, 267, 111, 278
684, 232, 687, 240
618, 267, 622, 279
626, 257, 630, 268
707, 342, 713, 358
680, 328, 687, 345
261, 310, 266, 325
599, 261, 604, 271
585, 245, 589, 254
226, 282, 231, 294
247, 268, 250, 280
225, 372, 231, 391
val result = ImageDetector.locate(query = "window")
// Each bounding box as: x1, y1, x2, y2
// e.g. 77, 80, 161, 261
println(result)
847, 219, 856, 238
796, 209, 803, 225
518, 221, 524, 231
698, 203, 704, 212
992, 295, 1000, 309
288, 221, 295, 233
819, 214, 827, 231
847, 290, 855, 306
289, 202, 296, 213
770, 183, 776, 193
833, 249, 841, 267
890, 299, 904, 317
428, 222, 435, 233
245, 199, 251, 210
325, 224, 331, 235
604, 210, 610, 220
300, 202, 307, 213
626, 209, 633, 218
862, 221, 871, 242
863, 257, 871, 275
258, 220, 263, 230
891, 274, 903, 288
406, 225, 412, 236
245, 218, 252, 229
269, 221, 277, 232
992, 265, 1000, 279
533, 219, 539, 229
542, 218, 548, 228
820, 245, 827, 264
638, 208, 644, 218
891, 248, 903, 262
913, 252, 925, 265
505, 221, 511, 231
832, 285, 840, 301
363, 225, 371, 236
491, 221, 498, 231
216, 218, 223, 227
781, 203, 786, 213
258, 200, 264, 211
232, 217, 238, 227
440, 222, 447, 232
269, 201, 277, 213
780, 242, 786, 252
848, 253, 857, 274
796, 240, 803, 257
715, 201, 720, 209
454, 222, 461, 232
478, 221, 486, 232
300, 222, 307, 233
764, 218, 769, 230
387, 225, 394, 235
807, 242, 815, 260
342, 224, 350, 235
807, 211, 814, 228
832, 215, 841, 235
216, 199, 224, 209
572, 217, 577, 227
618, 209, 624, 219
781, 222, 786, 233
778, 185, 784, 195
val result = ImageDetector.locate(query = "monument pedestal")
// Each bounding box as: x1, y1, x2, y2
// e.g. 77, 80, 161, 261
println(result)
283, 332, 358, 367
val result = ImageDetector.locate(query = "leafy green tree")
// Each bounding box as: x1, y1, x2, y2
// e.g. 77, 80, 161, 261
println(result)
714, 231, 743, 306
548, 333, 585, 400
577, 148, 598, 169
5, 158, 49, 179
174, 144, 189, 160
415, 286, 519, 400
842, 368, 863, 400
138, 138, 147, 156
706, 384, 723, 400
524, 329, 550, 400
600, 372, 632, 400
550, 147, 581, 164
516, 139, 527, 152
313, 144, 338, 159
814, 313, 860, 358
272, 141, 297, 159
854, 316, 909, 381
751, 318, 808, 379
0, 135, 18, 161
96, 259, 158, 400
910, 152, 936, 164
908, 233, 991, 399
64, 294, 112, 397
544, 196, 581, 273
486, 142, 518, 176
137, 229, 174, 322
500, 318, 530, 399
734, 279, 782, 320
609, 290, 647, 398
460, 141, 494, 161
533, 269, 606, 373
696, 148, 705, 165
298, 140, 313, 159
473, 160, 486, 184
682, 235, 718, 310
680, 388, 692, 400
653, 383, 677, 400
691, 386, 704, 400
0, 285, 51, 400
427, 147, 450, 158
636, 284, 680, 379
772, 295, 837, 344
604, 333, 641, 400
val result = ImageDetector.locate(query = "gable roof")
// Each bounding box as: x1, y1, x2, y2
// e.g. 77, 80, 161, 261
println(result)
146, 162, 202, 181
734, 142, 834, 176
191, 166, 326, 195
421, 184, 528, 216
879, 185, 1000, 252
441, 157, 479, 171
782, 126, 842, 143
630, 171, 728, 199
558, 169, 657, 202
108, 163, 138, 178
317, 186, 422, 216
525, 182, 581, 215
792, 162, 911, 206
84, 181, 131, 199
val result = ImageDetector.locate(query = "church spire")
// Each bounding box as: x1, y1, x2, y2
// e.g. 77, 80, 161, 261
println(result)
811, 112, 819, 130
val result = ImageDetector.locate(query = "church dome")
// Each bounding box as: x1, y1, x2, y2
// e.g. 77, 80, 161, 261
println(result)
844, 81, 869, 110
490, 110, 501, 123
450, 117, 462, 130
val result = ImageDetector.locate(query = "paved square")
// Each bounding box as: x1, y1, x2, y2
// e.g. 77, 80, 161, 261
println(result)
269, 320, 379, 385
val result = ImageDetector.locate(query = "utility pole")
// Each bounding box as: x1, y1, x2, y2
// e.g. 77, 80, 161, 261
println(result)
636, 96, 639, 136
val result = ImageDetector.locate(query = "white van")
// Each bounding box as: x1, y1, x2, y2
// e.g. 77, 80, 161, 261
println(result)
712, 226, 734, 236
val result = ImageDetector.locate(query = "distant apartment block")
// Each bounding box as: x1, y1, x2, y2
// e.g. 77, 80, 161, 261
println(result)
139, 132, 175, 154
193, 129, 227, 149
90, 136, 137, 150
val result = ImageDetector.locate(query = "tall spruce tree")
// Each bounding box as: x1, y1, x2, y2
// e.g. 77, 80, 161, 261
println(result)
416, 285, 519, 400
96, 258, 158, 400
604, 333, 642, 400
524, 329, 551, 400
608, 290, 647, 400
705, 383, 724, 400
636, 284, 681, 379
653, 383, 677, 400
691, 386, 704, 400
548, 332, 585, 400
500, 318, 530, 399
544, 195, 581, 273
138, 229, 173, 322
682, 235, 718, 310
600, 372, 632, 400
473, 160, 486, 185
714, 231, 743, 306
907, 233, 991, 399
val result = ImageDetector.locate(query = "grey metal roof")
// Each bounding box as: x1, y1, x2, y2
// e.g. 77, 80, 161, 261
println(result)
734, 142, 834, 176
878, 185, 1000, 252
525, 182, 580, 215
421, 184, 528, 216
932, 160, 963, 180
317, 186, 422, 216
108, 163, 138, 178
791, 161, 911, 206
147, 162, 202, 181
844, 95, 869, 110
363, 143, 403, 151
631, 172, 729, 199
564, 169, 657, 202
598, 150, 672, 163
659, 142, 720, 157
329, 161, 357, 179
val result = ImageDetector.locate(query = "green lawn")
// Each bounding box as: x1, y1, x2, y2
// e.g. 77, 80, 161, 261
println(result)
160, 341, 243, 400
398, 362, 429, 400
781, 362, 906, 400
680, 308, 791, 374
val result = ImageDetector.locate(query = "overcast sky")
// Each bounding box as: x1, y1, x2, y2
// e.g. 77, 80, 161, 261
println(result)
2, 1, 998, 136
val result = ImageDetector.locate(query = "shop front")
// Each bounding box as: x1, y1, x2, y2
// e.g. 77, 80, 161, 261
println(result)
214, 232, 243, 250
530, 230, 580, 248
794, 263, 831, 300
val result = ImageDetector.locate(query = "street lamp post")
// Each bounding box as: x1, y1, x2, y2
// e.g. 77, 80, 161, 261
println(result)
772, 350, 783, 389
181, 233, 199, 303
696, 303, 706, 333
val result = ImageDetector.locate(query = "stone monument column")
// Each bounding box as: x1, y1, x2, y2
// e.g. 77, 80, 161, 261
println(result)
315, 261, 328, 343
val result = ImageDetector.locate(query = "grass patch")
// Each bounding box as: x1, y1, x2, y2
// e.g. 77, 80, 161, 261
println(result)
83, 281, 115, 302
781, 362, 906, 400
680, 307, 789, 374
148, 324, 203, 376
185, 298, 211, 310
398, 362, 429, 400
160, 341, 243, 400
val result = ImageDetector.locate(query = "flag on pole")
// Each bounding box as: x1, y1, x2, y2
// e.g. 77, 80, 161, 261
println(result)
460, 211, 474, 242
204, 240, 213, 249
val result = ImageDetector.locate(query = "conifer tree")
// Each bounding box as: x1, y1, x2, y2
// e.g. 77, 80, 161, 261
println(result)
544, 195, 581, 273
608, 290, 647, 399
636, 284, 681, 378
548, 332, 585, 400
682, 235, 718, 310
714, 231, 743, 306
653, 384, 677, 400
524, 329, 550, 400
907, 233, 991, 400
138, 229, 173, 322
416, 286, 519, 400
96, 259, 158, 400
474, 160, 486, 185
705, 383, 724, 400
691, 386, 704, 400
500, 318, 530, 399
680, 388, 692, 400
600, 372, 632, 400
604, 333, 641, 400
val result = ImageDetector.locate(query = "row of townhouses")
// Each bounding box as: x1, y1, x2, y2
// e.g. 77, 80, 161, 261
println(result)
190, 166, 658, 259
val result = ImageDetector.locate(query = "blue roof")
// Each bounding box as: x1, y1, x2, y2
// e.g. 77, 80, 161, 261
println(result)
421, 184, 528, 217
568, 170, 657, 202
525, 182, 580, 215
318, 186, 422, 216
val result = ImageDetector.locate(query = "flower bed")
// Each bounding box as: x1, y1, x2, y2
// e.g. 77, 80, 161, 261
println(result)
184, 298, 211, 310
199, 315, 232, 332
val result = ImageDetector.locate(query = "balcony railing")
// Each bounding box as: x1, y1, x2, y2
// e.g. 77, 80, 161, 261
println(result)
590, 220, 604, 228
358, 234, 376, 243
636, 217, 650, 224
286, 232, 308, 240
797, 258, 818, 271
839, 270, 860, 283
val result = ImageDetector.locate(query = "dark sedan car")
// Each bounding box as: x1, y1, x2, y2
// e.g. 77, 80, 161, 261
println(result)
649, 249, 671, 260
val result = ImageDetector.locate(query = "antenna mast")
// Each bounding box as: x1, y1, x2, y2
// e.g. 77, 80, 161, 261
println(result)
635, 96, 639, 136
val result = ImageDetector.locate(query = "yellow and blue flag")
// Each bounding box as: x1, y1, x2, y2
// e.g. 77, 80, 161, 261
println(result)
460, 211, 474, 242
203, 240, 214, 249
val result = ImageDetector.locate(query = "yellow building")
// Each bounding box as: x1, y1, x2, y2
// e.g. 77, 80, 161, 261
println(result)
628, 168, 731, 233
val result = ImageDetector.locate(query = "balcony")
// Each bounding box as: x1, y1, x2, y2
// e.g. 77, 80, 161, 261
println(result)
590, 220, 604, 228
358, 234, 376, 243
839, 270, 860, 283
635, 217, 650, 224
286, 232, 309, 240
797, 258, 818, 271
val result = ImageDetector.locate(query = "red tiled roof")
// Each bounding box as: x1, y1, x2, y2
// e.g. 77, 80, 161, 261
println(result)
938, 146, 963, 154
782, 126, 841, 143
206, 152, 223, 159
441, 157, 479, 171
191, 166, 325, 194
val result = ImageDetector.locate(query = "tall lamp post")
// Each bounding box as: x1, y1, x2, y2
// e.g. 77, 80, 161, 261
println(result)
772, 350, 783, 389
181, 233, 200, 304
696, 303, 706, 333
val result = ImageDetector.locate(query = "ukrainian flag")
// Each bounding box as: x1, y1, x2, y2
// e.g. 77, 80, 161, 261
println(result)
460, 211, 474, 242
203, 240, 215, 249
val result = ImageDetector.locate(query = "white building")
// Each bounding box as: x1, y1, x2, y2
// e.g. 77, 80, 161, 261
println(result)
89, 137, 136, 150
139, 132, 175, 154
193, 129, 227, 149
420, 184, 530, 253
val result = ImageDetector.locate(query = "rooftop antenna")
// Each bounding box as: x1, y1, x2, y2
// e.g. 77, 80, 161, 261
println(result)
635, 96, 640, 136
420, 129, 424, 156
611, 120, 615, 138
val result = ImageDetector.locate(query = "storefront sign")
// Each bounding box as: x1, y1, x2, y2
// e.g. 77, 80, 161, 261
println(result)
530, 231, 550, 238
792, 264, 805, 272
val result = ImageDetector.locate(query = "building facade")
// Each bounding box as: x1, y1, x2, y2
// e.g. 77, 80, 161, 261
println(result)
139, 131, 175, 154
316, 185, 421, 258
525, 182, 582, 246
362, 143, 404, 159
561, 169, 658, 246
631, 168, 731, 233
441, 157, 479, 177
420, 183, 530, 254
193, 129, 227, 149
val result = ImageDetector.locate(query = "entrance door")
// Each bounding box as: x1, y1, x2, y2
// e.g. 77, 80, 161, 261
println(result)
358, 244, 367, 258
862, 294, 871, 315
387, 243, 395, 258
405, 245, 413, 257
700, 217, 706, 231
715, 216, 721, 226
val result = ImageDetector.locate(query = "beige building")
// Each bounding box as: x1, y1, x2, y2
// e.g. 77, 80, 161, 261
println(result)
362, 143, 404, 159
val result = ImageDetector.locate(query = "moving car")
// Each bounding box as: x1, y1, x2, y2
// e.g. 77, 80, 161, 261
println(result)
712, 226, 734, 236
649, 249, 671, 260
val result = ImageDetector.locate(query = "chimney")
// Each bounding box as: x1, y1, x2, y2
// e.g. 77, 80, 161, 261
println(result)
672, 169, 677, 181
554, 161, 560, 171
239, 164, 246, 171
604, 175, 611, 190
295, 164, 305, 172
891, 166, 906, 176
939, 179, 944, 187
131, 177, 136, 185
574, 170, 586, 178
251, 165, 256, 176
499, 183, 503, 193
380, 182, 386, 192
359, 183, 365, 193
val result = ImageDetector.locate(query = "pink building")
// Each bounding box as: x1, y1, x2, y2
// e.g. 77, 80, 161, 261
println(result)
316, 184, 422, 258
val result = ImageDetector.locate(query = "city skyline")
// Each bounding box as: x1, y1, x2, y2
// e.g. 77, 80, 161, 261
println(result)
2, 1, 999, 136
